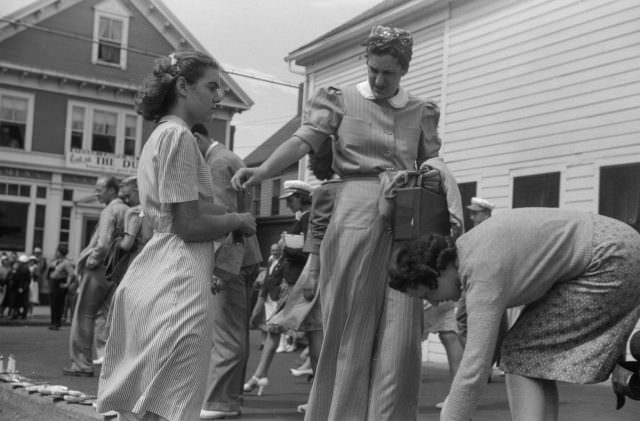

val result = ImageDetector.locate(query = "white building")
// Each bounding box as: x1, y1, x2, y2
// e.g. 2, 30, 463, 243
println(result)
285, 0, 640, 360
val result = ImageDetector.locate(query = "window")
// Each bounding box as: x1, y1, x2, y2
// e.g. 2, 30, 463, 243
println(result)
63, 189, 73, 201
0, 90, 34, 150
457, 182, 477, 231
92, 110, 117, 153
92, 2, 130, 69
0, 182, 32, 197
59, 206, 73, 248
71, 106, 85, 150
33, 204, 46, 249
271, 179, 281, 216
97, 16, 123, 64
513, 172, 560, 208
124, 115, 137, 156
67, 101, 141, 156
36, 186, 47, 198
251, 184, 261, 216
600, 163, 640, 232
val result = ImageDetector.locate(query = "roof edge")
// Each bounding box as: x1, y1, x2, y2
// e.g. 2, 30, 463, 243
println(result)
285, 0, 446, 66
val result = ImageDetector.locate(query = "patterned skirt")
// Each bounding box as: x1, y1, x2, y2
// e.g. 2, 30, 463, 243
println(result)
501, 214, 640, 383
267, 258, 321, 332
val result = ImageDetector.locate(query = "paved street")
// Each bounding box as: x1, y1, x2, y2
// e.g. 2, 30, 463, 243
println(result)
0, 306, 638, 420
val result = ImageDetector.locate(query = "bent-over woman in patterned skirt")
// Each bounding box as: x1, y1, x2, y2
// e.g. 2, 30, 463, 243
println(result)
96, 51, 255, 421
389, 208, 640, 421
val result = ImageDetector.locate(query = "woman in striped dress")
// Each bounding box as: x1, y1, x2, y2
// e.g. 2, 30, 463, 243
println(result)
96, 51, 256, 421
232, 25, 458, 420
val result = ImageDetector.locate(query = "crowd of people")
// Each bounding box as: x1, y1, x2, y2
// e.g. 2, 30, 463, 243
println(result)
0, 247, 70, 323
3, 24, 639, 421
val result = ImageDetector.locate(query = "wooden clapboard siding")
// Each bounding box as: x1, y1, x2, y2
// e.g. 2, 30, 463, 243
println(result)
401, 23, 445, 100
444, 0, 640, 212
312, 53, 366, 91
293, 0, 640, 362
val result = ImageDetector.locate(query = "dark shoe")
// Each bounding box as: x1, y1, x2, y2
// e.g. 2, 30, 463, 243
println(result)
62, 367, 93, 377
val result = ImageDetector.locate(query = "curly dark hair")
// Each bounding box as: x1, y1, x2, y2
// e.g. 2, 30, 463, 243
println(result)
388, 234, 457, 292
308, 135, 334, 181
135, 50, 219, 122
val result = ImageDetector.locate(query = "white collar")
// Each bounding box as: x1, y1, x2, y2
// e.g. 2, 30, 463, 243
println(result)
356, 81, 409, 109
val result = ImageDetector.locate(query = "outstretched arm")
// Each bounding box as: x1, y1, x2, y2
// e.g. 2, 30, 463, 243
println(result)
231, 136, 311, 190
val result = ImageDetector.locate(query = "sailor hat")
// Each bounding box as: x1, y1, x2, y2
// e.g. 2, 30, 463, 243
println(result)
279, 180, 312, 199
467, 197, 495, 212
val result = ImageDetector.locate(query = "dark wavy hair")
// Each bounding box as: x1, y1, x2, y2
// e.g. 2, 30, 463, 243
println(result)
308, 135, 334, 181
135, 50, 218, 122
366, 44, 411, 72
290, 192, 313, 206
388, 234, 457, 292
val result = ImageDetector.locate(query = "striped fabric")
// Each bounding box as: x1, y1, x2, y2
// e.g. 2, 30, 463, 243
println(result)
296, 85, 442, 421
96, 115, 216, 421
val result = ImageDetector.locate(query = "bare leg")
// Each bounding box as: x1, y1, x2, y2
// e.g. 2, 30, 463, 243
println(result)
253, 331, 280, 378
506, 374, 558, 421
439, 330, 463, 377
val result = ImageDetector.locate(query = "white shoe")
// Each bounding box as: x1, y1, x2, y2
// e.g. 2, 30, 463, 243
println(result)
297, 403, 308, 413
92, 357, 104, 365
243, 376, 269, 396
199, 409, 240, 419
290, 367, 313, 377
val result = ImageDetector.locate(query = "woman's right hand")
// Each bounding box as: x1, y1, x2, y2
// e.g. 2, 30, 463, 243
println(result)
231, 167, 264, 191
235, 213, 257, 236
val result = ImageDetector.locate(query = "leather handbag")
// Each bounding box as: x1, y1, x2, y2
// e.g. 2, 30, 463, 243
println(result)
392, 167, 451, 241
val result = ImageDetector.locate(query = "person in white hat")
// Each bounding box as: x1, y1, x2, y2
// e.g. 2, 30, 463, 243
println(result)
467, 197, 495, 227
243, 180, 312, 396
279, 180, 313, 201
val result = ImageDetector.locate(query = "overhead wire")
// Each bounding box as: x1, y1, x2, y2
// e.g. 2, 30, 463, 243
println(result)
0, 17, 300, 88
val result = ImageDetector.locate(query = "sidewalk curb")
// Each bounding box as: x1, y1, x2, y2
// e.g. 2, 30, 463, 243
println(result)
0, 382, 101, 420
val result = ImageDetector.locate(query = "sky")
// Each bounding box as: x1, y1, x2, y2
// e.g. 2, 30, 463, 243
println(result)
1, 0, 382, 158
163, 0, 382, 158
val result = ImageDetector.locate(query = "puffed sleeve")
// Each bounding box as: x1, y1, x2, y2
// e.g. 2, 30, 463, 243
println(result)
417, 101, 442, 162
157, 126, 200, 204
294, 87, 345, 152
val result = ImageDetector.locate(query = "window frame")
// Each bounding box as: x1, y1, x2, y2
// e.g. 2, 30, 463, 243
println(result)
91, 7, 130, 69
596, 158, 640, 230
271, 178, 281, 216
0, 89, 35, 152
511, 169, 563, 208
65, 100, 142, 158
